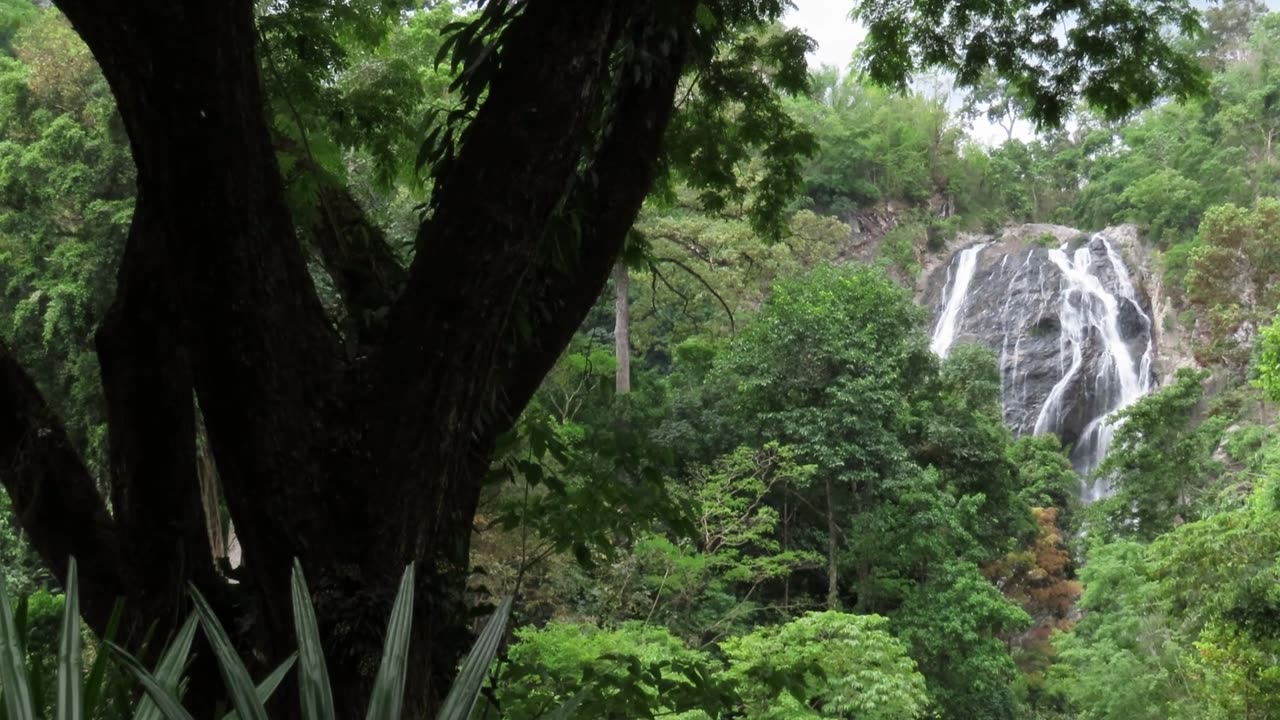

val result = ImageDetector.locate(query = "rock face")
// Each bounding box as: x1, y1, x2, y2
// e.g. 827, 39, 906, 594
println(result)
921, 224, 1158, 500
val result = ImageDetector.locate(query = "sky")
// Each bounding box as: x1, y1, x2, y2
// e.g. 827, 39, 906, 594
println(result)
781, 1, 1020, 144
783, 1, 864, 74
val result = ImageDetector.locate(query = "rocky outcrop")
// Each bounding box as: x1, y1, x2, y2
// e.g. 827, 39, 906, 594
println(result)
921, 224, 1158, 493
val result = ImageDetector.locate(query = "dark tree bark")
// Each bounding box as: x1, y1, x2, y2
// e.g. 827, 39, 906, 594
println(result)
0, 0, 698, 716
0, 338, 122, 633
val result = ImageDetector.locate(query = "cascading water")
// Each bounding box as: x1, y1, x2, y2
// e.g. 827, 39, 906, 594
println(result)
1032, 236, 1154, 499
930, 242, 990, 358
925, 229, 1156, 502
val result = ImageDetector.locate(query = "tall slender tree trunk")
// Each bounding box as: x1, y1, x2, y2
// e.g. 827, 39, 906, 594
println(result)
615, 260, 631, 394
825, 476, 839, 610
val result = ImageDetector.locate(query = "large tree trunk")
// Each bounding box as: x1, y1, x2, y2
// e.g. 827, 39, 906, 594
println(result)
0, 0, 698, 716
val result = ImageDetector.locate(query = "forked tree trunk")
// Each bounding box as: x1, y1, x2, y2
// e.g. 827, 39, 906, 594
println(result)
0, 0, 698, 717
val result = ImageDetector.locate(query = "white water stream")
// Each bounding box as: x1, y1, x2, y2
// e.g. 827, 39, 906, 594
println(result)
930, 242, 990, 358
1032, 236, 1153, 497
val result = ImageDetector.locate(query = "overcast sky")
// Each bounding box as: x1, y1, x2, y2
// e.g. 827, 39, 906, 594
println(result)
783, 2, 862, 74
782, 2, 1020, 141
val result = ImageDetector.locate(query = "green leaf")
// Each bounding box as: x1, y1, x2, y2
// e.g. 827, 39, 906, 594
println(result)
132, 614, 199, 720
220, 654, 298, 720
84, 598, 125, 717
56, 558, 82, 720
437, 595, 513, 720
189, 586, 268, 720
0, 560, 35, 720
546, 684, 591, 720
105, 644, 195, 720
291, 559, 335, 720
363, 564, 415, 720
695, 3, 717, 30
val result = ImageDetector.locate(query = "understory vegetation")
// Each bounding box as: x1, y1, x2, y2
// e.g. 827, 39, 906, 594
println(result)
2, 0, 1280, 718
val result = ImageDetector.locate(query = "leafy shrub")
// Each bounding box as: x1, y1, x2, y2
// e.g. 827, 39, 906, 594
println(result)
1031, 232, 1059, 249
878, 223, 923, 277
1256, 312, 1280, 402
494, 622, 734, 719
0, 558, 512, 720
720, 611, 929, 720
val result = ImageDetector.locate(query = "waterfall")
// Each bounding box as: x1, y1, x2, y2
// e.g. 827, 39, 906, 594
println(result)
926, 228, 1157, 503
930, 242, 989, 358
1031, 234, 1154, 499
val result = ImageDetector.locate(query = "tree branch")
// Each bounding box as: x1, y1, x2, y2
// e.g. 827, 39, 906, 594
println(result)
372, 0, 626, 500
0, 338, 122, 635
653, 256, 736, 332
494, 0, 701, 421
274, 138, 408, 348
307, 182, 407, 345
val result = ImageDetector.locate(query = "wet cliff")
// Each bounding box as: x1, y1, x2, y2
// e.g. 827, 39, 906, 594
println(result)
920, 224, 1159, 499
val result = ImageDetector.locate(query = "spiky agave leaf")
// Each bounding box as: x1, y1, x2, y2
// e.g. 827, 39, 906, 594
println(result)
220, 654, 298, 720
188, 586, 269, 720
290, 559, 334, 720
363, 565, 415, 720
0, 561, 36, 720
104, 645, 195, 720
83, 598, 125, 719
56, 558, 82, 720
437, 595, 513, 720
131, 614, 199, 720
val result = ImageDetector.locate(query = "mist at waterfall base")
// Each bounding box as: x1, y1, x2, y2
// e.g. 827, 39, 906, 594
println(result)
930, 233, 1155, 502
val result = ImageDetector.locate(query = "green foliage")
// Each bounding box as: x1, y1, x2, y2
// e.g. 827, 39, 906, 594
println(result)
692, 267, 1029, 719
1008, 435, 1082, 531
495, 612, 928, 720
1053, 473, 1280, 720
1116, 168, 1204, 243
7, 3, 1272, 719
1257, 311, 1280, 401
1184, 198, 1280, 368
0, 492, 47, 597
631, 443, 822, 641
877, 223, 922, 277
0, 6, 132, 475
854, 0, 1205, 127
786, 77, 1010, 224
493, 621, 733, 719
665, 23, 817, 239
1031, 233, 1059, 249
892, 558, 1029, 720
720, 611, 929, 719
1049, 540, 1188, 720
717, 264, 931, 479
1092, 368, 1226, 538
627, 205, 848, 355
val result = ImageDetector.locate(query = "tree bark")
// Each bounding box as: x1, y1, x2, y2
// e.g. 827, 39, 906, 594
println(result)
0, 338, 122, 634
615, 261, 632, 394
